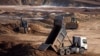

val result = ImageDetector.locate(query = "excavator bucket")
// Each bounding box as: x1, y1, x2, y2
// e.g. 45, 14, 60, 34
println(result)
39, 15, 67, 52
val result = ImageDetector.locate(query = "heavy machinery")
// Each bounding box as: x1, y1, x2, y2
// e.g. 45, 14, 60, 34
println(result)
66, 16, 79, 29
20, 17, 28, 33
39, 15, 87, 55
15, 17, 29, 34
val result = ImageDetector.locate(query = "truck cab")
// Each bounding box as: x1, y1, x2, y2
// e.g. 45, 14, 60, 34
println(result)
72, 36, 88, 49
69, 36, 88, 54
80, 36, 88, 50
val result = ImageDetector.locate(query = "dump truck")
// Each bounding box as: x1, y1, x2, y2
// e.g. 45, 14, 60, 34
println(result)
39, 15, 87, 55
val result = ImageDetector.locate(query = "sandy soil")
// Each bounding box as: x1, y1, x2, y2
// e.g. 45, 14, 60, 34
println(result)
0, 13, 100, 56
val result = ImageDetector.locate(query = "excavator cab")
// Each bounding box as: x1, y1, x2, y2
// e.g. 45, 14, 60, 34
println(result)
71, 17, 77, 23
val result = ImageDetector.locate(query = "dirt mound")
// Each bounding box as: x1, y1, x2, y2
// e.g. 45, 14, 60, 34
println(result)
0, 43, 100, 56
34, 50, 57, 56
0, 27, 13, 34
0, 43, 57, 56
0, 13, 100, 35
0, 21, 49, 35
28, 23, 49, 35
75, 13, 100, 22
29, 23, 45, 33
0, 23, 16, 34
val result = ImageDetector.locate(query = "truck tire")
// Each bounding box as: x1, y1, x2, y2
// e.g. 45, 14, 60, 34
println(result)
79, 48, 85, 54
65, 48, 71, 55
59, 48, 65, 56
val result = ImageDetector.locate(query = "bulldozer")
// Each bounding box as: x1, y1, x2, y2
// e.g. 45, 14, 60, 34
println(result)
66, 16, 79, 29
49, 12, 79, 29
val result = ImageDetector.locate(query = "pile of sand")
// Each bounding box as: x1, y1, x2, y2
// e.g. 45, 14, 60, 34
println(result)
29, 23, 45, 32
0, 43, 100, 56
28, 23, 49, 35
0, 21, 49, 35
75, 13, 100, 22
0, 23, 16, 34
0, 13, 100, 35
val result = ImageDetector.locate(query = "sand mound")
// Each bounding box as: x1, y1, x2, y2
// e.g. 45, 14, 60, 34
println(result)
75, 13, 100, 22
0, 27, 13, 34
29, 23, 46, 33
0, 21, 48, 35
28, 23, 49, 35
0, 13, 100, 35
0, 43, 100, 56
0, 21, 49, 35
0, 23, 16, 34
34, 50, 57, 56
